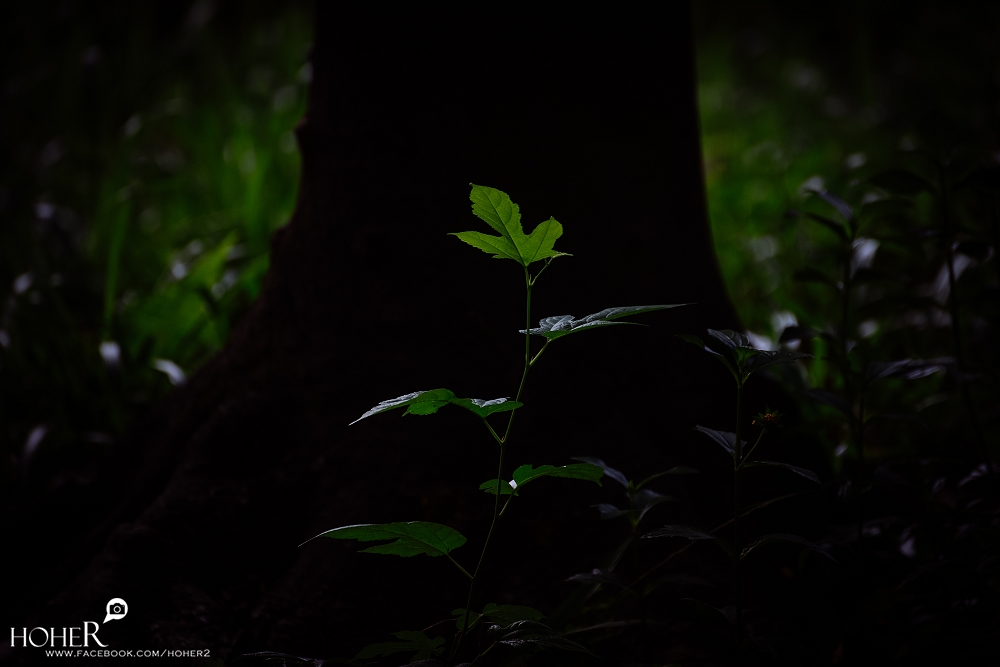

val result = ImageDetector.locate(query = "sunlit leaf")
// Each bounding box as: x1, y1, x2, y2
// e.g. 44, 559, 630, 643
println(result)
451, 184, 568, 267
350, 389, 522, 424
571, 456, 629, 487
693, 425, 743, 460
642, 524, 717, 541
740, 533, 834, 561
487, 621, 593, 654
522, 304, 686, 340
354, 630, 445, 661
479, 463, 603, 495
744, 460, 821, 484
311, 522, 466, 558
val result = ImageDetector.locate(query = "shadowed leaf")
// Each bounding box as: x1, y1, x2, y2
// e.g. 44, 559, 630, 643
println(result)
453, 603, 544, 631
693, 426, 744, 460
522, 304, 685, 340
636, 466, 698, 490
808, 188, 854, 222
487, 621, 593, 654
741, 533, 834, 561
310, 522, 466, 558
744, 348, 811, 373
805, 389, 855, 420
355, 631, 445, 661
572, 456, 629, 487
744, 460, 820, 484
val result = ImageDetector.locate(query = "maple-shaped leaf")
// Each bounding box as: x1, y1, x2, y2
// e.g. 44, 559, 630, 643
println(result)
451, 184, 569, 267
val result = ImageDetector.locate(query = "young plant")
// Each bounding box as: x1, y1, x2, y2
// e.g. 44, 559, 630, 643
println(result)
299, 185, 685, 664
641, 330, 826, 653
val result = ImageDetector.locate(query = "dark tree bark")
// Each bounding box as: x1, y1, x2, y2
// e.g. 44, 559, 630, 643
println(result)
11, 3, 743, 663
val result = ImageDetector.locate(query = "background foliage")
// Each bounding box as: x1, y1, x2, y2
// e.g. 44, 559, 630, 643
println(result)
1, 0, 312, 500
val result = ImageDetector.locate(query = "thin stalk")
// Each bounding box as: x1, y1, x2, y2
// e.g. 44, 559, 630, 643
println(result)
733, 380, 745, 654
453, 267, 536, 663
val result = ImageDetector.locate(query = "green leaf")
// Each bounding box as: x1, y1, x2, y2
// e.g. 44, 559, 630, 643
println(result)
693, 426, 744, 461
740, 533, 834, 561
451, 184, 568, 266
449, 397, 523, 418
744, 460, 821, 484
487, 621, 593, 654
522, 304, 686, 340
479, 463, 604, 495
641, 524, 717, 541
312, 521, 466, 558
350, 389, 522, 424
354, 630, 445, 661
706, 328, 751, 349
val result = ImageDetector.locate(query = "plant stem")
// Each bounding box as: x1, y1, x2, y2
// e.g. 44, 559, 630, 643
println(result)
733, 379, 745, 655
453, 267, 535, 662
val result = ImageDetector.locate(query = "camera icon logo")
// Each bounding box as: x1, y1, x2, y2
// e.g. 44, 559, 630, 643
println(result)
104, 598, 128, 623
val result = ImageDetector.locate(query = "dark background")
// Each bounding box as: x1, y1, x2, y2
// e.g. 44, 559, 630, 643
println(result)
2, 1, 999, 665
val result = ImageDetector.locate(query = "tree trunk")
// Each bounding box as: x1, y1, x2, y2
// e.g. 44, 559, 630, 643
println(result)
13, 3, 740, 662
